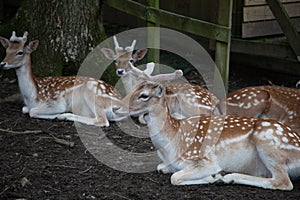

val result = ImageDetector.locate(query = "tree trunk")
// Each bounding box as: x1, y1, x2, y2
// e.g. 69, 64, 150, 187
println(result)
3, 0, 106, 76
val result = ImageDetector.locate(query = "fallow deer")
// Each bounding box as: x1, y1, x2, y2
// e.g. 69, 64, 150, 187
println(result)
0, 31, 125, 127
102, 38, 220, 117
221, 85, 300, 133
115, 80, 300, 190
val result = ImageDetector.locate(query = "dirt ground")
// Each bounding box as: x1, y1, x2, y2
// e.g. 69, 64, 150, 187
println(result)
1, 63, 300, 200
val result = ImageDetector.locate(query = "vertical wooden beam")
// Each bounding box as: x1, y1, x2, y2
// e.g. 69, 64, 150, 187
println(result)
215, 0, 233, 91
146, 0, 160, 72
231, 0, 243, 38
266, 0, 300, 62
0, 0, 4, 22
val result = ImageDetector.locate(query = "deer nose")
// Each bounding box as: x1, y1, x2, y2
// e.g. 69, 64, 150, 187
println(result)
0, 62, 7, 68
116, 69, 125, 76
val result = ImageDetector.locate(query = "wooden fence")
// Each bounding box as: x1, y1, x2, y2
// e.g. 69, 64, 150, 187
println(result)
104, 0, 233, 90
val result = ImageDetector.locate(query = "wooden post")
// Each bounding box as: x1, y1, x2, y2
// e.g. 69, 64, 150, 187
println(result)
266, 0, 300, 62
0, 0, 4, 22
146, 0, 160, 73
215, 0, 233, 91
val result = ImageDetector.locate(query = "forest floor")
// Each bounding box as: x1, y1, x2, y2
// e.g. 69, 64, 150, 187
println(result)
1, 60, 300, 199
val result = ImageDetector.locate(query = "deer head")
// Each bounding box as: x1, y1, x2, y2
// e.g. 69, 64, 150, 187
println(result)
101, 36, 148, 77
0, 31, 39, 70
114, 80, 166, 119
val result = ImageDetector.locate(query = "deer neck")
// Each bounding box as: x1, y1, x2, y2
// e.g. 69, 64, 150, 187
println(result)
15, 55, 37, 106
147, 99, 180, 149
121, 71, 141, 94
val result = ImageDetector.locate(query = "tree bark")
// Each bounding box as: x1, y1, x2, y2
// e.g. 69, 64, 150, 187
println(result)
2, 0, 106, 76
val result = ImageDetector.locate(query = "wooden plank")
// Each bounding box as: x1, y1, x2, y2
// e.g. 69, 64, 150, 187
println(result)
232, 0, 244, 37
244, 0, 300, 6
215, 0, 233, 91
105, 0, 231, 42
104, 0, 148, 20
267, 0, 300, 61
147, 0, 160, 71
231, 53, 300, 76
231, 38, 297, 61
243, 2, 300, 22
242, 17, 300, 37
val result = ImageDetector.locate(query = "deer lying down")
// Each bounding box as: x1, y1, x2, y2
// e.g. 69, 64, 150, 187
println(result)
0, 31, 125, 127
221, 85, 300, 133
115, 80, 300, 190
102, 37, 220, 117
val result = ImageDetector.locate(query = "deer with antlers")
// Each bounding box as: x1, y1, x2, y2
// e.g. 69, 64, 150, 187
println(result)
114, 80, 300, 190
0, 31, 125, 126
101, 37, 220, 117
221, 85, 300, 133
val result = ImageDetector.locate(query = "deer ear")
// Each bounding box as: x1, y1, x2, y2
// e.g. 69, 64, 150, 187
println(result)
0, 36, 9, 49
156, 84, 165, 98
26, 40, 39, 53
101, 48, 116, 60
133, 48, 147, 61
144, 62, 155, 76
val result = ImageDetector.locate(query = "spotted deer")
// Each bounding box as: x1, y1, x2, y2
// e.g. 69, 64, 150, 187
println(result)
102, 37, 220, 117
115, 81, 300, 190
0, 31, 125, 126
221, 86, 300, 133
101, 36, 149, 94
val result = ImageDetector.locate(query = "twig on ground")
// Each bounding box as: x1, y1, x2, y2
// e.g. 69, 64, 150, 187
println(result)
111, 193, 132, 200
43, 185, 61, 192
0, 186, 9, 196
148, 177, 159, 184
0, 93, 22, 103
50, 134, 75, 147
42, 129, 75, 147
50, 164, 77, 169
0, 120, 10, 125
0, 128, 43, 134
79, 166, 93, 174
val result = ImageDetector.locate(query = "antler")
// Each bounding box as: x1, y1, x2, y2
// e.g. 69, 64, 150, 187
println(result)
128, 61, 144, 76
113, 36, 123, 51
22, 31, 28, 41
129, 62, 183, 82
9, 31, 28, 43
125, 40, 136, 52
10, 31, 18, 41
150, 69, 183, 82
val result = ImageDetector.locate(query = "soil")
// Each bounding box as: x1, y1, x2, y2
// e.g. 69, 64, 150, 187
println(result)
1, 64, 300, 200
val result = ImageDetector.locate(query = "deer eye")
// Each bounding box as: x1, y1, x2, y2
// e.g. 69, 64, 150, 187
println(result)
16, 51, 23, 56
138, 93, 149, 101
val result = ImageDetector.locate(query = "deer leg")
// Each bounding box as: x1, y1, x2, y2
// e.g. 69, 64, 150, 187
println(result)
171, 160, 222, 185
29, 104, 66, 119
221, 172, 292, 190
95, 108, 110, 127
57, 113, 101, 126
157, 163, 176, 174
22, 106, 29, 114
222, 142, 293, 190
